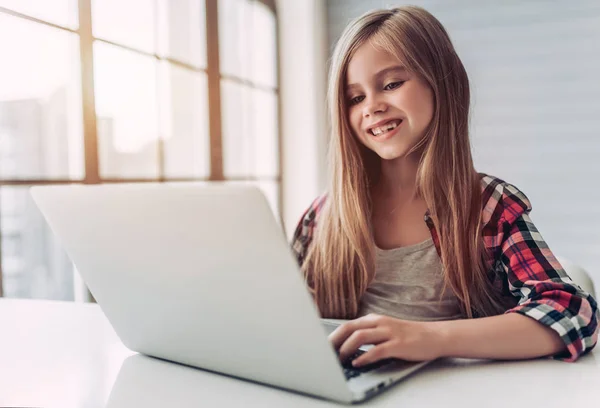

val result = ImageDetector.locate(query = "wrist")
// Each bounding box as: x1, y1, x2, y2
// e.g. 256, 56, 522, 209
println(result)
429, 320, 457, 358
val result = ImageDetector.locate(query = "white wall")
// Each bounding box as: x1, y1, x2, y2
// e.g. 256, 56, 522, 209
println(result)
277, 0, 329, 239
325, 0, 600, 283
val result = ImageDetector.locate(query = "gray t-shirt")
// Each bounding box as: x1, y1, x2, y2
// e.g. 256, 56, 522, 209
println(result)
358, 238, 464, 321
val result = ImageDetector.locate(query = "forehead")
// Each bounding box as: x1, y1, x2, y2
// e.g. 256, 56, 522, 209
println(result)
346, 42, 403, 84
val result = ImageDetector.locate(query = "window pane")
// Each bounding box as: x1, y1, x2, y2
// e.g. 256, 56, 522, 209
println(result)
251, 1, 277, 88
157, 0, 206, 68
251, 88, 279, 177
0, 0, 78, 28
219, 0, 277, 88
1, 186, 75, 300
92, 0, 155, 54
221, 80, 251, 177
221, 80, 279, 178
159, 63, 210, 178
219, 0, 251, 81
0, 14, 84, 180
94, 42, 159, 179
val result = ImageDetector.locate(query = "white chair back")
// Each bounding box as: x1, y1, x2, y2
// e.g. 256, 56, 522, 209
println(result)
557, 257, 596, 298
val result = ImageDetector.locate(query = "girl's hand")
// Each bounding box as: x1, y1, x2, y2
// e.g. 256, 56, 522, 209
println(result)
328, 313, 446, 366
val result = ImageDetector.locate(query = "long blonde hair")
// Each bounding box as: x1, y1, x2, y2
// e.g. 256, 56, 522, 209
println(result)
301, 6, 505, 319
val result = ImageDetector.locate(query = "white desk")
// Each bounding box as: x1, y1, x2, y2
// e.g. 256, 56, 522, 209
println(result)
1, 298, 598, 408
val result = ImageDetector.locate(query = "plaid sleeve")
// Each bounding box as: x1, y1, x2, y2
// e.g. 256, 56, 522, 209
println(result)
499, 185, 599, 361
290, 195, 327, 267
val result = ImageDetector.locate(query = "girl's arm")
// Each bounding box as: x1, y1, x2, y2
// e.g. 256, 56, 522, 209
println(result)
493, 208, 598, 362
329, 312, 565, 366
436, 312, 565, 359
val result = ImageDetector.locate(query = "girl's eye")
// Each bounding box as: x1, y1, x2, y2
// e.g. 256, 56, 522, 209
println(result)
348, 95, 365, 105
384, 81, 405, 91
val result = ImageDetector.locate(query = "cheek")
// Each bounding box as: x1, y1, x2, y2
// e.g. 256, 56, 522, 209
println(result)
412, 87, 434, 127
399, 82, 434, 124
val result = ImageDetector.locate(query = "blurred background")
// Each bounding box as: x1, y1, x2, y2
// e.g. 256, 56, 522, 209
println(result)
0, 0, 598, 302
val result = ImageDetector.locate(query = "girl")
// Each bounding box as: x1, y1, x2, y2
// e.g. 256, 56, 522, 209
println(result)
291, 6, 598, 367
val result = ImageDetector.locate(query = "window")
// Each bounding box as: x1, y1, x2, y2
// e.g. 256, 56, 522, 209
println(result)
0, 0, 280, 299
219, 0, 280, 218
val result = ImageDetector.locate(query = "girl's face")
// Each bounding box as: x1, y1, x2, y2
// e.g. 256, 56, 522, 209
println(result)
345, 43, 434, 161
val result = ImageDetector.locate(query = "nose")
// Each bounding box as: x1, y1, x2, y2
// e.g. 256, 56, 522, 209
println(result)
362, 95, 387, 118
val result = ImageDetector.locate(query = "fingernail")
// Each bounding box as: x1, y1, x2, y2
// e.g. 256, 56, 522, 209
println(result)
352, 360, 359, 367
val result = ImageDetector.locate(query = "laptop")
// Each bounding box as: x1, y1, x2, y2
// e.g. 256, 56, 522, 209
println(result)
30, 183, 432, 403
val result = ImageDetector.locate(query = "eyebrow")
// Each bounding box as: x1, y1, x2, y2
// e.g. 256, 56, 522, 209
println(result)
346, 65, 407, 92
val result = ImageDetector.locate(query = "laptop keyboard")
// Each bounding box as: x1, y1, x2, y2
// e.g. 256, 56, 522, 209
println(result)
341, 349, 396, 380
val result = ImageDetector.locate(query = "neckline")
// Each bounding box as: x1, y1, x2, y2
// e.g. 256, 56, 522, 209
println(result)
375, 237, 434, 256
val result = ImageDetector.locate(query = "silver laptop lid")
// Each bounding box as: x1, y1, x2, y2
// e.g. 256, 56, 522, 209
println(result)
30, 183, 353, 403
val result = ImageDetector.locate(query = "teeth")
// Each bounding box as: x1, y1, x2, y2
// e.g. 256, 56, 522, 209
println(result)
370, 120, 401, 136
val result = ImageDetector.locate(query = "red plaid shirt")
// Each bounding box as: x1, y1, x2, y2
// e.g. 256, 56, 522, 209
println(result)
291, 174, 598, 361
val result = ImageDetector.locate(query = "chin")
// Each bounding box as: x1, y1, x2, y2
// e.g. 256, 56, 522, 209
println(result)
373, 148, 408, 161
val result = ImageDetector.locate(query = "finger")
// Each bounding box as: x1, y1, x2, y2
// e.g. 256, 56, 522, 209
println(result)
328, 313, 384, 349
352, 342, 394, 367
328, 315, 380, 349
338, 327, 390, 362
